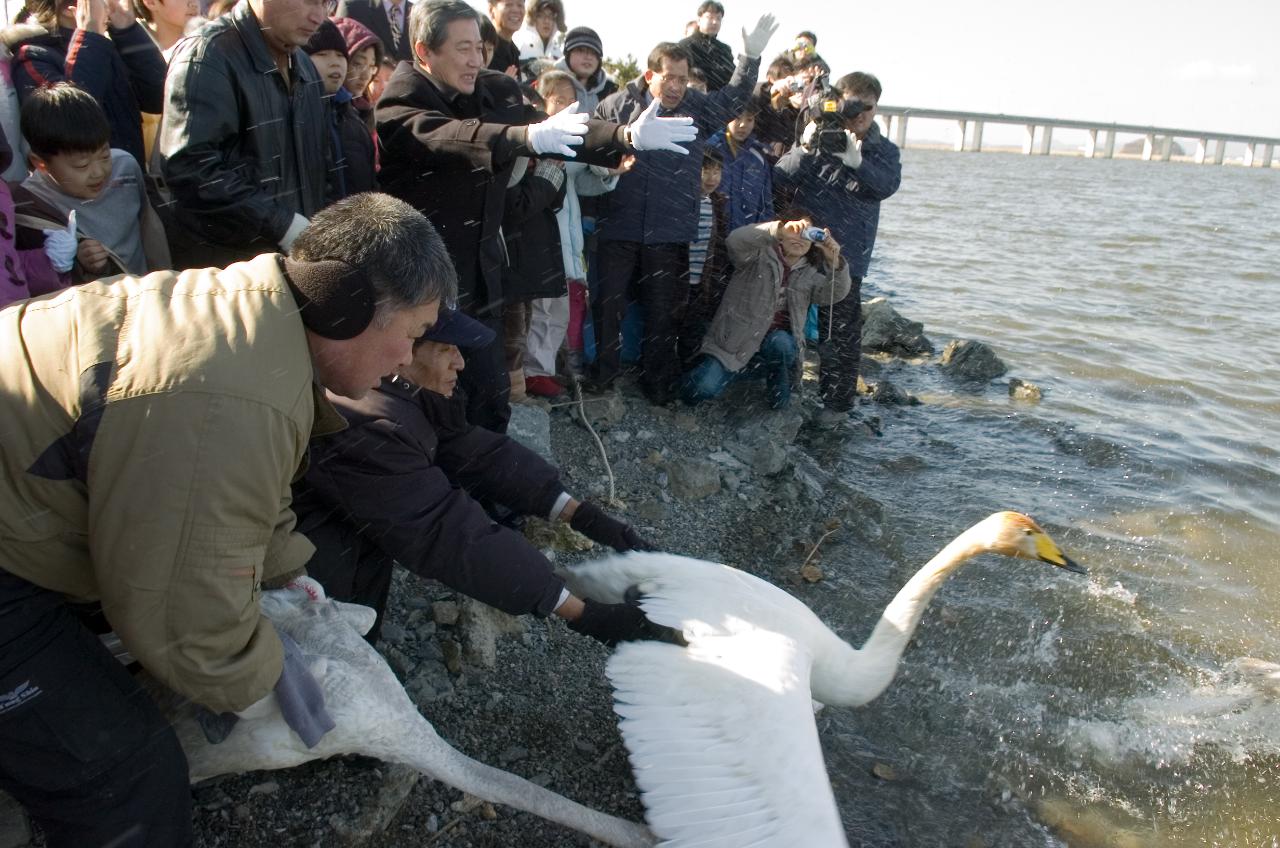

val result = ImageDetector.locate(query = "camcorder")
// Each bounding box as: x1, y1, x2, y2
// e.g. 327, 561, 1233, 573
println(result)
807, 92, 872, 154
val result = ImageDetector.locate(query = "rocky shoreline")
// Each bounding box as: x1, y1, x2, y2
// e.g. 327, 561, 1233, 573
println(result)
3, 300, 1040, 848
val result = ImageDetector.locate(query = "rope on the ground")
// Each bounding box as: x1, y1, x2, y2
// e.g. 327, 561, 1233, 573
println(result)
572, 379, 618, 507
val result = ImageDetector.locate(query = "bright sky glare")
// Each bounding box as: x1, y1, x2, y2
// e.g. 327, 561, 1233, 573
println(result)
509, 0, 1279, 139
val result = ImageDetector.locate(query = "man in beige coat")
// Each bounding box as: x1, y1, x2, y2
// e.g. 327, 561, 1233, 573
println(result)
0, 193, 455, 847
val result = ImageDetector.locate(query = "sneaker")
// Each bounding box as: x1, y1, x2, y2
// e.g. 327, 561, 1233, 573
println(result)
525, 375, 566, 399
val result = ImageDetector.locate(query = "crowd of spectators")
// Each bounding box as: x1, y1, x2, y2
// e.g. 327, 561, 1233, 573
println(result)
0, 0, 901, 842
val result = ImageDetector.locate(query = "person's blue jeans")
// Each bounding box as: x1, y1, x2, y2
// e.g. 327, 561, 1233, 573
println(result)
681, 330, 798, 409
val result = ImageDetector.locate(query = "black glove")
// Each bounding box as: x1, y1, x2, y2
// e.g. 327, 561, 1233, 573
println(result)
568, 597, 687, 648
569, 500, 656, 552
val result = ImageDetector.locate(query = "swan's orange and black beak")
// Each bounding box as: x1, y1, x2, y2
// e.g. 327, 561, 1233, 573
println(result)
1034, 531, 1086, 575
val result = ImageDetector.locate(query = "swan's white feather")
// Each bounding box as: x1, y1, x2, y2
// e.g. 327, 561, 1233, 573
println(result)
606, 630, 847, 847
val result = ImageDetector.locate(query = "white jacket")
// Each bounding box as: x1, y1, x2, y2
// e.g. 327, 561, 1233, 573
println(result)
556, 161, 617, 280
513, 25, 564, 62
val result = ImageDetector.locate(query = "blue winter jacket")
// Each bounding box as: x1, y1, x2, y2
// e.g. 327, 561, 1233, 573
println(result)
707, 129, 774, 232
8, 22, 165, 166
773, 122, 901, 279
593, 54, 759, 245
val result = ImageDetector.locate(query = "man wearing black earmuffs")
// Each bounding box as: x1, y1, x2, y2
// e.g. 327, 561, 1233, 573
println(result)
0, 192, 454, 847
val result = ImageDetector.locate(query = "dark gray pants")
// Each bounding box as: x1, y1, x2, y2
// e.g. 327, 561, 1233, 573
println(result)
815, 275, 863, 412
0, 569, 192, 847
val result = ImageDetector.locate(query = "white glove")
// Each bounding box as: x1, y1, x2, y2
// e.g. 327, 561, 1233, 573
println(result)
628, 97, 698, 155
741, 13, 779, 59
800, 121, 817, 150
43, 209, 77, 272
840, 131, 863, 169
526, 102, 588, 157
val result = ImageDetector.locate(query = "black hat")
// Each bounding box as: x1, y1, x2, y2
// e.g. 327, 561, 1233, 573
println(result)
563, 26, 602, 59
420, 307, 495, 349
303, 19, 348, 58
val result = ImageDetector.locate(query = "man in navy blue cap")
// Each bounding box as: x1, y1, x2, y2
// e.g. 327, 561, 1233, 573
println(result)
293, 307, 670, 647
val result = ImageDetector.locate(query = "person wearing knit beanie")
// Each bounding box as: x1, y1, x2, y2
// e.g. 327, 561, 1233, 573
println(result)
563, 26, 602, 62
303, 20, 349, 96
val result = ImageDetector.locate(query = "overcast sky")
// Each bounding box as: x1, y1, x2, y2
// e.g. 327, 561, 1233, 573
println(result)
523, 0, 1279, 140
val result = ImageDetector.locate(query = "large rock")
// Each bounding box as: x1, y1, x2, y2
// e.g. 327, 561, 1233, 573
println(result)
571, 388, 627, 430
940, 339, 1008, 380
860, 298, 934, 356
457, 597, 526, 668
329, 764, 420, 844
666, 458, 721, 500
726, 408, 805, 475
506, 403, 552, 462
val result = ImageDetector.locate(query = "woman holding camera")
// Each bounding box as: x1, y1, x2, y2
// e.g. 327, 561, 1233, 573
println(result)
680, 209, 851, 410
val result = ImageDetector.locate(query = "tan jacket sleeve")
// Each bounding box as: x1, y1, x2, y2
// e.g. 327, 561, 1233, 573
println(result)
87, 391, 301, 712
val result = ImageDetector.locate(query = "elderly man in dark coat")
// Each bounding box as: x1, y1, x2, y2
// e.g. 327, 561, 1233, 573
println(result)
376, 0, 697, 432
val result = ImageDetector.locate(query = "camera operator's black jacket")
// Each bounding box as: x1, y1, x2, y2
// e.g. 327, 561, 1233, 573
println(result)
773, 122, 901, 278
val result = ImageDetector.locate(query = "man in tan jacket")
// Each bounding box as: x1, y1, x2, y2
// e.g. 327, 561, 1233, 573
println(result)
0, 192, 456, 847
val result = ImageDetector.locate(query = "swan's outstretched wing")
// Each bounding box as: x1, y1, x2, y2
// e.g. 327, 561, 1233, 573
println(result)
607, 629, 848, 848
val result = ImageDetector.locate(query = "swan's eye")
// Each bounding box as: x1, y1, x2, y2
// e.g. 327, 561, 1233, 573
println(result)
1023, 529, 1033, 536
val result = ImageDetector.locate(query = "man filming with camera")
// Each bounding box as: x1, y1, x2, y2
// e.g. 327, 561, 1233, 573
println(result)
774, 71, 900, 429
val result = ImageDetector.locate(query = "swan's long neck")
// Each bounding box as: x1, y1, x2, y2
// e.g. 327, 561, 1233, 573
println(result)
389, 731, 654, 848
814, 529, 987, 707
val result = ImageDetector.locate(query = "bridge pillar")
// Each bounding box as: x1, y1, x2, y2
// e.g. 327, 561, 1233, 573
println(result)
1141, 133, 1155, 161
1160, 136, 1174, 161
1213, 139, 1226, 165
953, 119, 966, 152
1264, 144, 1275, 168
1083, 129, 1098, 158
1243, 143, 1256, 167
970, 120, 984, 152
1194, 138, 1208, 164
1101, 130, 1116, 159
1023, 125, 1035, 154
893, 115, 907, 147
1038, 126, 1053, 155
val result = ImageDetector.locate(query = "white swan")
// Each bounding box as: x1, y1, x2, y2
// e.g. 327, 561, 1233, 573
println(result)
560, 511, 1086, 847
157, 590, 654, 848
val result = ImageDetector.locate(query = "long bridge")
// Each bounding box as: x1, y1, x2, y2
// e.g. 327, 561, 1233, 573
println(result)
874, 106, 1280, 167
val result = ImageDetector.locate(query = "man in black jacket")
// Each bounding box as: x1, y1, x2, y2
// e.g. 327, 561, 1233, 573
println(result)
295, 307, 668, 648
678, 1, 733, 92
159, 0, 329, 269
377, 0, 696, 432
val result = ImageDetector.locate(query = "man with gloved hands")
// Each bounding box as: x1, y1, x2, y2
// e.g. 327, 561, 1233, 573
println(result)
294, 307, 668, 650
588, 13, 779, 405
378, 0, 698, 435
775, 71, 901, 430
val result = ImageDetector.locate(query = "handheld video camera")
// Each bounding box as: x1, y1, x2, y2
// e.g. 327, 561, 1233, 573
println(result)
807, 92, 871, 154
